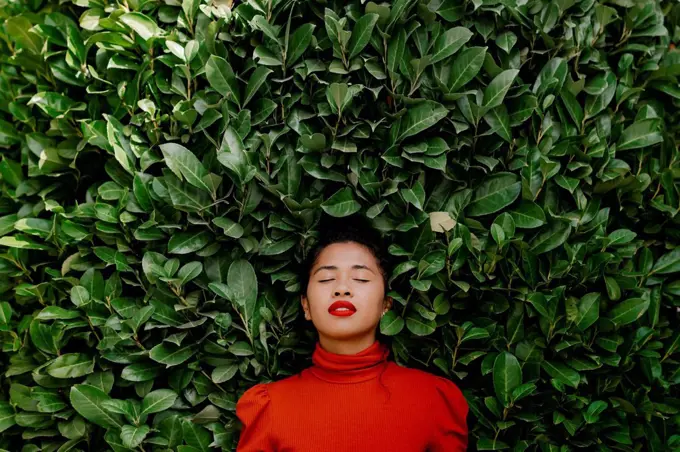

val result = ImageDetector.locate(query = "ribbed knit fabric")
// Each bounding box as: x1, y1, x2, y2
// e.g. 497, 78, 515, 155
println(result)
235, 340, 468, 451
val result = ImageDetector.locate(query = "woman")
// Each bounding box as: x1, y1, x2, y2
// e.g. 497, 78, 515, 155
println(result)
235, 214, 469, 451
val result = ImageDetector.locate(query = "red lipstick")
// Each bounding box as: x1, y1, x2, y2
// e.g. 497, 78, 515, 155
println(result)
328, 300, 356, 317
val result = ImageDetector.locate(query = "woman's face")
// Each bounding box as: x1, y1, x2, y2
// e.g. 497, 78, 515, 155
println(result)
301, 241, 392, 345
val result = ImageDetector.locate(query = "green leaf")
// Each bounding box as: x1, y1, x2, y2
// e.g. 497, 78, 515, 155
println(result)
467, 173, 521, 216
394, 101, 449, 143
182, 418, 212, 451
651, 247, 680, 275
482, 69, 520, 110
0, 302, 12, 324
243, 66, 273, 107
617, 119, 663, 150
120, 425, 150, 448
493, 352, 522, 408
70, 385, 123, 429
149, 343, 197, 367
321, 187, 362, 217
119, 13, 162, 41
36, 306, 80, 320
0, 402, 16, 433
0, 235, 52, 250
168, 230, 212, 254
542, 361, 580, 388
608, 298, 650, 326
212, 364, 239, 384
228, 259, 258, 318
380, 311, 405, 335
448, 47, 487, 92
121, 363, 163, 382
5, 17, 43, 55
584, 400, 608, 424
496, 32, 517, 54
70, 286, 90, 307
431, 27, 472, 65
217, 126, 256, 188
575, 293, 600, 331
141, 389, 178, 415
46, 354, 95, 379
178, 261, 203, 285
159, 143, 212, 194
530, 221, 571, 254
483, 105, 512, 142
509, 201, 546, 228
212, 217, 244, 238
206, 55, 241, 106
287, 23, 316, 66
326, 82, 349, 116
348, 14, 378, 60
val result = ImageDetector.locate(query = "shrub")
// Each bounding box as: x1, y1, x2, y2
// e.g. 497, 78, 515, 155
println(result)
1, 0, 680, 450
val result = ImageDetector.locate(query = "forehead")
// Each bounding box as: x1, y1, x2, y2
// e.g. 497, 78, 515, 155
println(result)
312, 242, 378, 268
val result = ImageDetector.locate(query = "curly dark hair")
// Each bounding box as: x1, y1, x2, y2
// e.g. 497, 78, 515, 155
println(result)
298, 213, 394, 298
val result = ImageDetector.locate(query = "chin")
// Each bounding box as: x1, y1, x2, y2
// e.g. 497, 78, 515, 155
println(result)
319, 326, 374, 339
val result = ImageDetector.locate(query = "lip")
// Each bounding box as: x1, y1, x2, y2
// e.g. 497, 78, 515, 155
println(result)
328, 300, 356, 317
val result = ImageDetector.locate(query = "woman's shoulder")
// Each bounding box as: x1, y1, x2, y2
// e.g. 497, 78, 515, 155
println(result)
385, 362, 466, 401
237, 382, 271, 409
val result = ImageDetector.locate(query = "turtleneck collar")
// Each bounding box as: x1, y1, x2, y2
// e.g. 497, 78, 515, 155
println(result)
309, 340, 390, 384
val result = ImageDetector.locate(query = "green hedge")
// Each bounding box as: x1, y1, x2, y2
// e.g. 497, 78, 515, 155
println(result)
1, 0, 680, 450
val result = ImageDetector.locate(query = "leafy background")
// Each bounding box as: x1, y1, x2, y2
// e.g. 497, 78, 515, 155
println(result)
1, 0, 680, 450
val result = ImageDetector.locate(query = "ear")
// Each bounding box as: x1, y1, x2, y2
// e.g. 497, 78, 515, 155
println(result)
384, 295, 393, 310
301, 295, 311, 320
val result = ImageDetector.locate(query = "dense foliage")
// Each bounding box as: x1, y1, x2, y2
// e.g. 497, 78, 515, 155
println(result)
1, 0, 680, 450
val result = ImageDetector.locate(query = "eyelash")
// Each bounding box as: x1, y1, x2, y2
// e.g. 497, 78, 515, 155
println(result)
319, 279, 369, 283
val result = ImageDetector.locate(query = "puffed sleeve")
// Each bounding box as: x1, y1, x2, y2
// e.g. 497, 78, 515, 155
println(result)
430, 376, 469, 452
235, 383, 276, 452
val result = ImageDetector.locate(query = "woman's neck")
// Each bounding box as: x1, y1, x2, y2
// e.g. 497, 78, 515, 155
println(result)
318, 333, 377, 355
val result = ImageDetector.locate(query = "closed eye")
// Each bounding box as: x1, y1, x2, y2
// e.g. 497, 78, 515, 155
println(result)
319, 279, 370, 283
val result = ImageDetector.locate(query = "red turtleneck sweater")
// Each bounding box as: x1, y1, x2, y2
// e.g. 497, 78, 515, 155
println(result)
235, 340, 468, 451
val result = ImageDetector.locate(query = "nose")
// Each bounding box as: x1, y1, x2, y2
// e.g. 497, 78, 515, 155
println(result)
334, 278, 351, 297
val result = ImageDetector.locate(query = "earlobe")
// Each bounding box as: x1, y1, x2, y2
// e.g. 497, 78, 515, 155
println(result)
301, 296, 311, 320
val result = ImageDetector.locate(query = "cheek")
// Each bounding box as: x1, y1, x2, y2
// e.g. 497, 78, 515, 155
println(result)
306, 284, 326, 309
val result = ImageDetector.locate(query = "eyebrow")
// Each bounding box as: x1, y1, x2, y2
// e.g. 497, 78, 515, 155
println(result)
313, 265, 375, 275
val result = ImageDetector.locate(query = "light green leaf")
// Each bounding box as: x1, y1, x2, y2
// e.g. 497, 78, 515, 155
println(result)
119, 13, 162, 41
